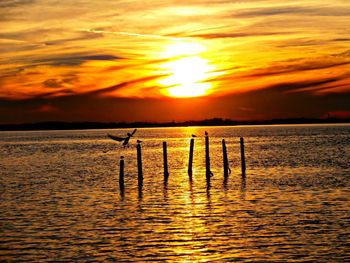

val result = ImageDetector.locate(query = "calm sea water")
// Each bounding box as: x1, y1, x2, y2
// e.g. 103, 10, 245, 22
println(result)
1, 124, 349, 262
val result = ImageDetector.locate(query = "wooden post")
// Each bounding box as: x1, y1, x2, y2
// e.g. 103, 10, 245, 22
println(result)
222, 139, 229, 180
163, 141, 169, 181
205, 132, 212, 181
119, 156, 125, 193
138, 184, 143, 200
188, 138, 194, 179
240, 137, 246, 177
137, 142, 143, 186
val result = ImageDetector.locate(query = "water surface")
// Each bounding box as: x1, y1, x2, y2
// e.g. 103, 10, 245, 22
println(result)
1, 125, 349, 262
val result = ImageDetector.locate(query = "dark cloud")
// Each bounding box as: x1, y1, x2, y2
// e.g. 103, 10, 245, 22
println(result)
212, 60, 350, 87
235, 6, 350, 18
190, 31, 285, 39
1, 85, 350, 124
42, 75, 79, 89
257, 77, 348, 94
309, 7, 350, 16
0, 0, 35, 21
43, 79, 62, 88
333, 38, 350, 42
314, 82, 350, 94
33, 104, 59, 113
333, 50, 350, 58
87, 74, 168, 96
0, 29, 102, 45
0, 94, 208, 123
0, 0, 35, 8
0, 28, 52, 41
235, 6, 311, 17
43, 32, 103, 46
243, 61, 350, 79
276, 39, 327, 48
1, 53, 123, 76
28, 74, 165, 99
222, 85, 350, 119
0, 41, 45, 54
278, 38, 350, 49
33, 54, 122, 67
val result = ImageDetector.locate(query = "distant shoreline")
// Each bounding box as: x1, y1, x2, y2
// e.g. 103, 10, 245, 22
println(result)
1, 118, 349, 131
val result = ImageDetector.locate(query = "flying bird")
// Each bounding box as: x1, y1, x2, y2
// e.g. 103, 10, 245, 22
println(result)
107, 128, 137, 147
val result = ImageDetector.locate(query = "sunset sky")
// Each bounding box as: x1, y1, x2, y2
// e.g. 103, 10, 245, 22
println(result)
1, 0, 350, 123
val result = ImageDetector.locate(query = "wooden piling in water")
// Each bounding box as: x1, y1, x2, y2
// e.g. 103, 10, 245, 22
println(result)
240, 137, 246, 177
188, 138, 194, 179
119, 156, 125, 193
205, 132, 212, 181
222, 139, 229, 180
137, 142, 143, 185
163, 141, 169, 181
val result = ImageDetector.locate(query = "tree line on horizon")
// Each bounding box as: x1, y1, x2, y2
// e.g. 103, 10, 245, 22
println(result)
0, 117, 349, 131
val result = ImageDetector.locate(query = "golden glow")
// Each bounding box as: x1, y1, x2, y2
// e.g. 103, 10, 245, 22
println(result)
1, 0, 350, 102
163, 42, 206, 57
158, 41, 215, 98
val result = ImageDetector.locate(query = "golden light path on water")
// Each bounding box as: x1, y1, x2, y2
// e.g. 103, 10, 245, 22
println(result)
157, 41, 219, 98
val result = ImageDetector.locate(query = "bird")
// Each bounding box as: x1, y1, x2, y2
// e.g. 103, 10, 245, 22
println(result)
205, 131, 208, 136
137, 140, 143, 144
107, 128, 137, 147
191, 134, 197, 138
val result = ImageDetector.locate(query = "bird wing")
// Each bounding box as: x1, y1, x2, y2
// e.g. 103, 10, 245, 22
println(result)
107, 134, 126, 141
130, 128, 137, 136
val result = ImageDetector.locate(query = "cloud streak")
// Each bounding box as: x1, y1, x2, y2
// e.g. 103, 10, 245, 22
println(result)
82, 29, 184, 41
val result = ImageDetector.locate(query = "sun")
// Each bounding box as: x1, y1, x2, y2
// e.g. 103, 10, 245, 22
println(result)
158, 41, 215, 98
159, 56, 213, 97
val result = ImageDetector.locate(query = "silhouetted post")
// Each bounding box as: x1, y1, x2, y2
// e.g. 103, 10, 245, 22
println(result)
138, 184, 143, 200
137, 142, 143, 186
163, 141, 169, 181
222, 139, 229, 181
205, 132, 212, 181
119, 156, 125, 193
188, 138, 194, 180
240, 137, 246, 177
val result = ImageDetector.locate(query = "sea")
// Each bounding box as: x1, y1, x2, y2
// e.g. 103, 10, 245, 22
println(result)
1, 124, 349, 262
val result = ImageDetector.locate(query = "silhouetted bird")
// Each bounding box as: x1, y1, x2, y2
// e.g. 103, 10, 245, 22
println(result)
107, 129, 137, 147
137, 140, 142, 144
191, 134, 197, 138
205, 131, 208, 136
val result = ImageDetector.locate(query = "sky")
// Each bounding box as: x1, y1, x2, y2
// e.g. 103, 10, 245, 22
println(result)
0, 0, 350, 123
